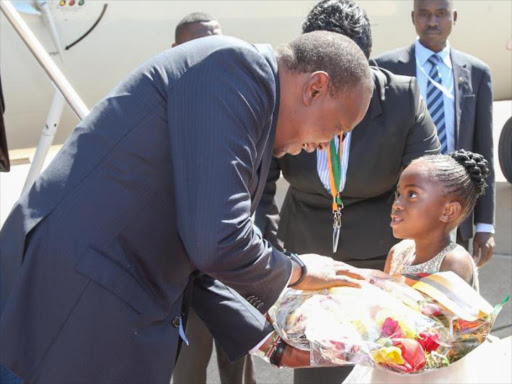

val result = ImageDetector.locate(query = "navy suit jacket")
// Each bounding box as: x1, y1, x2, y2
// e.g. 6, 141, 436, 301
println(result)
372, 44, 495, 240
0, 36, 289, 383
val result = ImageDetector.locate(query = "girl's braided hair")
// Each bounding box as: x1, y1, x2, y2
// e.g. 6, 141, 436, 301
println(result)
411, 150, 489, 220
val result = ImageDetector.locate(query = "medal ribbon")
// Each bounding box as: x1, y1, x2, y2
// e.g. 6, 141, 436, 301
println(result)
327, 135, 344, 212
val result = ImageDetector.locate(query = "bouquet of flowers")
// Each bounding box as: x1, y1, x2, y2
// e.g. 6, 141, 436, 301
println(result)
269, 271, 506, 375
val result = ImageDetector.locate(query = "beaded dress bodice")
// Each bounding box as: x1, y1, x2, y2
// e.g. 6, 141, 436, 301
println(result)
389, 239, 479, 290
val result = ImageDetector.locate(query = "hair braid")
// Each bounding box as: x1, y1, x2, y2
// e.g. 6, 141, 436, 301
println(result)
410, 150, 489, 220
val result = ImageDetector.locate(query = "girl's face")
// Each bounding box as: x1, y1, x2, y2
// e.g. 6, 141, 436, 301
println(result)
390, 162, 451, 239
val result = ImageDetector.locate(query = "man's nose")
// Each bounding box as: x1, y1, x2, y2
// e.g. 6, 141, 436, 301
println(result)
427, 15, 438, 27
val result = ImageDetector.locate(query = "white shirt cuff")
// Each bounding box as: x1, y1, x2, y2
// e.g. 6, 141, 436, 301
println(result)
475, 223, 495, 234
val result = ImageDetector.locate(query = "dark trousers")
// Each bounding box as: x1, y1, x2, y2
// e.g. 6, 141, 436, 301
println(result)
294, 255, 387, 384
172, 310, 256, 384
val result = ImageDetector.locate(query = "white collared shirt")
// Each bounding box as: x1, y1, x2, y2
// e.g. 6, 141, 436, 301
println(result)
415, 39, 455, 153
316, 132, 352, 194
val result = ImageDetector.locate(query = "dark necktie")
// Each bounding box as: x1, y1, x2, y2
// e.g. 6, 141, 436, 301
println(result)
426, 54, 447, 154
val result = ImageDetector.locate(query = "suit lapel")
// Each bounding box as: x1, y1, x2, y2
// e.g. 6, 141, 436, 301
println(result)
343, 72, 384, 197
298, 150, 331, 198
451, 49, 471, 149
252, 43, 280, 211
343, 134, 359, 197
252, 114, 279, 211
252, 141, 273, 211
398, 45, 417, 77
311, 151, 332, 198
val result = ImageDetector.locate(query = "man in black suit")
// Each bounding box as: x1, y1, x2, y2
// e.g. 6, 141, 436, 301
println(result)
373, 0, 495, 267
0, 32, 373, 382
256, 2, 439, 382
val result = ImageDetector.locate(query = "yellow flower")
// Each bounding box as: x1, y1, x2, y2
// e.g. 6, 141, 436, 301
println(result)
372, 346, 405, 365
398, 320, 417, 339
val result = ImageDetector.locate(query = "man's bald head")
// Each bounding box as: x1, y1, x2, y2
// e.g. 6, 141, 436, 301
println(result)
173, 12, 222, 47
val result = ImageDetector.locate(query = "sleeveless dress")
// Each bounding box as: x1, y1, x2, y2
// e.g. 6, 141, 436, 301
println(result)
388, 239, 479, 291
343, 240, 482, 384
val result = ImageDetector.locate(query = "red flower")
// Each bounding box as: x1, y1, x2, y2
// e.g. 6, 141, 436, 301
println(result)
392, 338, 426, 373
329, 340, 346, 352
418, 331, 441, 352
421, 303, 442, 317
381, 317, 402, 338
329, 340, 350, 361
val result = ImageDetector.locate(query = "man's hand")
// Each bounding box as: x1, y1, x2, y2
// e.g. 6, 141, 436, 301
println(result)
473, 232, 495, 267
357, 268, 393, 282
280, 344, 311, 368
289, 254, 364, 290
256, 332, 311, 368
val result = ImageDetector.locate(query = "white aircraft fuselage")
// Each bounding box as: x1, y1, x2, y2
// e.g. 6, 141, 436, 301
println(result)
1, 0, 511, 150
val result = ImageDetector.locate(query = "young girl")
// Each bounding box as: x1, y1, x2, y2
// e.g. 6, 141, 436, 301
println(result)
385, 149, 489, 290
344, 149, 491, 384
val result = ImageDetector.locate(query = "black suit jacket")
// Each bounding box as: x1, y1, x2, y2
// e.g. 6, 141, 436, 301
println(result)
256, 68, 440, 265
372, 44, 495, 240
0, 36, 288, 383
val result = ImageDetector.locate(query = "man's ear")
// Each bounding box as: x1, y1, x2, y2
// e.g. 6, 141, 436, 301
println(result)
453, 9, 458, 24
303, 71, 330, 106
440, 201, 462, 223
411, 11, 415, 26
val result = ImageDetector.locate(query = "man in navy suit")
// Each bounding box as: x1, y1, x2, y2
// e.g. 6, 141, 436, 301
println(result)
373, 0, 495, 267
0, 32, 373, 383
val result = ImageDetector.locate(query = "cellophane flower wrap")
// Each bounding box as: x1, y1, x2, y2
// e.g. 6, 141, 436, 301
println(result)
269, 271, 506, 375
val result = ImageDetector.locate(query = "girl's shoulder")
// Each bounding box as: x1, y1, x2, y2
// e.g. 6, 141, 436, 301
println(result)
440, 245, 477, 286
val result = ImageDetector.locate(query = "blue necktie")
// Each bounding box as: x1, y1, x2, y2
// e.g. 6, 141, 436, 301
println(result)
426, 54, 447, 154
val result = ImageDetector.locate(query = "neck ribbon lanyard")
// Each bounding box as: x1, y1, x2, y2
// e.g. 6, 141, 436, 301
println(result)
327, 135, 344, 253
